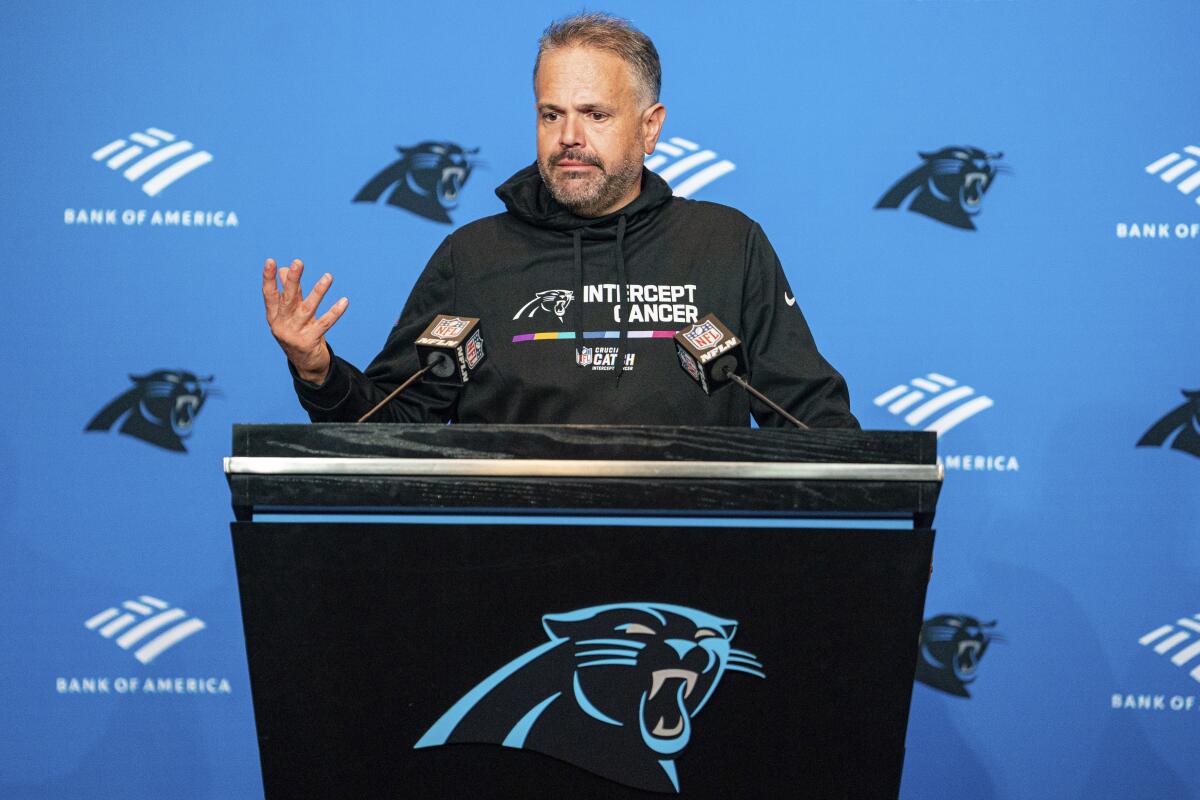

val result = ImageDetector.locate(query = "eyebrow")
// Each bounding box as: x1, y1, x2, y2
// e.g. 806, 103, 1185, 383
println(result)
538, 102, 616, 114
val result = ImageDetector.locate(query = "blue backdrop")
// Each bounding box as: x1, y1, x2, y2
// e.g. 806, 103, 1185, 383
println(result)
2, 1, 1196, 797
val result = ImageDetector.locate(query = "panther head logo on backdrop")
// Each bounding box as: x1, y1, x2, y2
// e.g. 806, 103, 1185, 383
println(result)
414, 602, 765, 793
875, 147, 1009, 230
1137, 389, 1200, 458
85, 370, 214, 452
915, 614, 1003, 697
353, 141, 480, 223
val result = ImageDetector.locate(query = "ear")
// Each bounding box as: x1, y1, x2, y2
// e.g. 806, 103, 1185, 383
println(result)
917, 151, 934, 160
641, 102, 666, 155
543, 610, 595, 641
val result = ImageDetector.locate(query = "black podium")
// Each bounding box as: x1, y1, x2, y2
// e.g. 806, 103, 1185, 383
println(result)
225, 424, 941, 799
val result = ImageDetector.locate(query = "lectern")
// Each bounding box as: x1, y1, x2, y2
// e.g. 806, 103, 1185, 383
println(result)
226, 424, 940, 799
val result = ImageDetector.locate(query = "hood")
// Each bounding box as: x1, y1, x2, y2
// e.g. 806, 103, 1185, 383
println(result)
495, 162, 674, 235
495, 161, 676, 384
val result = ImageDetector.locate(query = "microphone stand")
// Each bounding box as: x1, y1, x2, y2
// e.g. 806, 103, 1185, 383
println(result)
357, 364, 432, 423
724, 371, 809, 430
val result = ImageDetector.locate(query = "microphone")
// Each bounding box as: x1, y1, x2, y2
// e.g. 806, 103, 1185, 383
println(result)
414, 315, 487, 385
357, 314, 486, 422
674, 313, 809, 430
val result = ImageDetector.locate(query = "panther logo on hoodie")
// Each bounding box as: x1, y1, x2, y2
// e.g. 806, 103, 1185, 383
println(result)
513, 289, 574, 323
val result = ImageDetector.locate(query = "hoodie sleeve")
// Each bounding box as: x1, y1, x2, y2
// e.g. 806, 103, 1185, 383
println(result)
290, 236, 460, 423
740, 223, 860, 429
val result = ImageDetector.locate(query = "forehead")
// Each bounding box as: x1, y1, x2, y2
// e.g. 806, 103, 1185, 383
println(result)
535, 46, 638, 104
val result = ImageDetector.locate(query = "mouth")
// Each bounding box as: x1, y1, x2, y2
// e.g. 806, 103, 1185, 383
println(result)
172, 395, 199, 432
553, 152, 602, 170
644, 669, 697, 738
955, 640, 982, 678
961, 172, 987, 211
439, 167, 466, 203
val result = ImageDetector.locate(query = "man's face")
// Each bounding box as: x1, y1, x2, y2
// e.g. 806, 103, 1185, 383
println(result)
535, 46, 664, 217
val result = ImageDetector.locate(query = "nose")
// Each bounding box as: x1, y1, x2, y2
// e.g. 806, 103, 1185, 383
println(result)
559, 114, 584, 149
665, 639, 697, 660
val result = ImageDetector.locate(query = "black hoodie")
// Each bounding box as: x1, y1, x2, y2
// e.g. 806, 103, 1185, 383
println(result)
292, 164, 859, 428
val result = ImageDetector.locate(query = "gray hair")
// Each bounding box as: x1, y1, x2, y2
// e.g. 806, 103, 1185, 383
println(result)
534, 12, 661, 106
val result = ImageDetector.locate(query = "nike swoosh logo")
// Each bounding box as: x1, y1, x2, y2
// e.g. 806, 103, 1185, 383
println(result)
784, 292, 796, 307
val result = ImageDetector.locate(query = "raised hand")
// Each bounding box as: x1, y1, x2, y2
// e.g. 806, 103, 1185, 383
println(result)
262, 258, 349, 384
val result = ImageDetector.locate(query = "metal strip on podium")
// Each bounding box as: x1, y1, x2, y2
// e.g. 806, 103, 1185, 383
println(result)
225, 425, 943, 527
224, 456, 941, 481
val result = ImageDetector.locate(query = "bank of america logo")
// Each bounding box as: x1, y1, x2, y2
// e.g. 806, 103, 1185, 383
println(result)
1145, 146, 1200, 206
645, 136, 735, 198
873, 373, 994, 437
84, 595, 206, 664
1139, 613, 1200, 684
91, 128, 213, 197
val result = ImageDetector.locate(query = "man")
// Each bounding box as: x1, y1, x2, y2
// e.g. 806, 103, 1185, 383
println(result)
263, 12, 858, 428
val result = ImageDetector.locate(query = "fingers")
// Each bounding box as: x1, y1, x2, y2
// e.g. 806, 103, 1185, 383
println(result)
262, 258, 279, 318
300, 272, 334, 316
314, 297, 349, 332
279, 259, 304, 305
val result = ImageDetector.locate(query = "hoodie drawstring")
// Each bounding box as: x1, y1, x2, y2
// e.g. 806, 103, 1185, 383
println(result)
573, 216, 629, 386
573, 229, 584, 366
614, 215, 629, 386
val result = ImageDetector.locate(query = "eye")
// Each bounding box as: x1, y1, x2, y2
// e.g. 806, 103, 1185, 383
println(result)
616, 623, 656, 635
694, 629, 718, 639
589, 112, 608, 121
541, 111, 559, 122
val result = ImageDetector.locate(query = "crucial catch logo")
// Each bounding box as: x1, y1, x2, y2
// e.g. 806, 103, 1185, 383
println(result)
66, 126, 237, 228
874, 373, 1017, 472
645, 136, 736, 198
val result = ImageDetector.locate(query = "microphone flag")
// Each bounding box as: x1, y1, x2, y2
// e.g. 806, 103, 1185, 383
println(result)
414, 315, 486, 385
674, 313, 744, 395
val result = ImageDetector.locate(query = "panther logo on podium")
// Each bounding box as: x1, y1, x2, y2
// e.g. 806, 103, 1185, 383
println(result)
353, 141, 479, 224
414, 602, 765, 793
85, 370, 214, 452
875, 146, 1009, 230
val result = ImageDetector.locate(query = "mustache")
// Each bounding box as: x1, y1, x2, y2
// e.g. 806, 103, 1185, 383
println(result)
551, 150, 604, 169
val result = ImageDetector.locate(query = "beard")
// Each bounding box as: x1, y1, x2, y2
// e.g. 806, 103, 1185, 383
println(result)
538, 145, 644, 217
